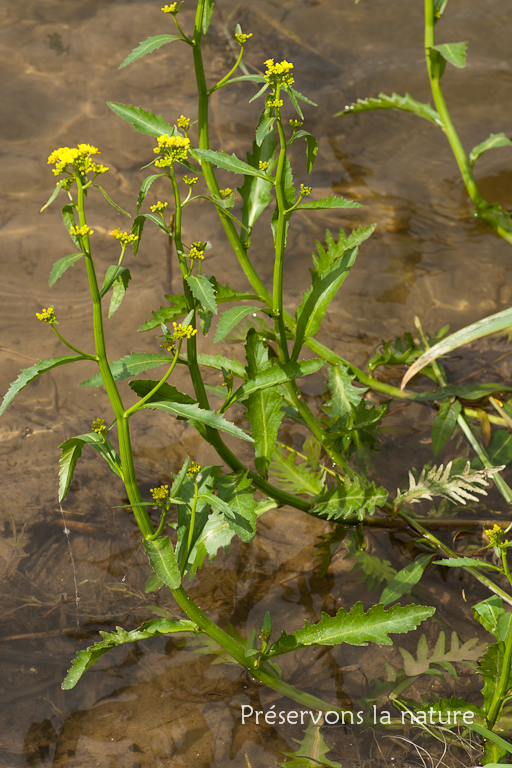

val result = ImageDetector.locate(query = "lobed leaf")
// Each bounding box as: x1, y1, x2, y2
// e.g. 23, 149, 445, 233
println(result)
469, 132, 512, 168
278, 721, 342, 768
395, 461, 503, 506
269, 446, 326, 497
311, 475, 388, 522
139, 293, 189, 331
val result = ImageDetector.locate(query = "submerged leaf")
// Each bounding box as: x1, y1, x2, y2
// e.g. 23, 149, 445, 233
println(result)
395, 461, 503, 506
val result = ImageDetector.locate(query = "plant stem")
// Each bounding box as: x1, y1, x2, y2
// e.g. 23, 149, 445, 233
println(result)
51, 325, 96, 360
486, 629, 512, 730
75, 177, 153, 539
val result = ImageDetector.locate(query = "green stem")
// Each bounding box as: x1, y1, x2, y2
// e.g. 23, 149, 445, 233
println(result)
124, 344, 181, 419
209, 45, 245, 94
51, 325, 96, 360
486, 629, 512, 730
180, 482, 199, 576
424, 0, 483, 207
75, 177, 153, 539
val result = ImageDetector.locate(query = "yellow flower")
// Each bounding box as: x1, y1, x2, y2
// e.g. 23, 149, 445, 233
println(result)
48, 144, 108, 178
154, 134, 190, 165
159, 337, 176, 353
172, 322, 198, 340
150, 485, 169, 503
188, 241, 206, 260
234, 32, 252, 45
92, 418, 107, 434
110, 228, 138, 245
264, 59, 294, 87
266, 97, 284, 109
150, 201, 169, 213
220, 188, 233, 199
289, 119, 303, 130
300, 183, 312, 196
183, 175, 198, 187
485, 524, 505, 547
259, 161, 270, 171
70, 224, 94, 237
161, 3, 177, 13
36, 307, 57, 324
177, 115, 190, 130
187, 462, 202, 477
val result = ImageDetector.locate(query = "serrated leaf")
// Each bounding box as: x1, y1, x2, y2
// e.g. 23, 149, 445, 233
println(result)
0, 355, 85, 417
380, 554, 433, 607
212, 472, 258, 542
292, 250, 357, 359
279, 721, 342, 768
186, 274, 217, 314
432, 398, 462, 456
80, 353, 172, 387
322, 363, 366, 419
107, 101, 176, 137
58, 433, 123, 501
49, 253, 83, 286
214, 306, 262, 343
195, 148, 268, 178
434, 556, 501, 571
138, 397, 254, 442
269, 446, 326, 496
196, 353, 247, 379
100, 265, 130, 298
139, 294, 189, 331
229, 358, 325, 405
297, 195, 361, 211
255, 113, 275, 147
62, 617, 196, 689
118, 34, 182, 69
311, 476, 388, 522
431, 41, 467, 69
313, 225, 376, 276
344, 531, 396, 591
268, 602, 435, 657
336, 92, 443, 127
129, 379, 196, 406
396, 461, 502, 506
143, 536, 181, 589
472, 596, 505, 636
213, 282, 262, 305
397, 630, 486, 678
108, 269, 131, 317
469, 132, 512, 168
480, 641, 509, 713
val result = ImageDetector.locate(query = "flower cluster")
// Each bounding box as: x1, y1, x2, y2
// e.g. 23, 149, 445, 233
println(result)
220, 188, 233, 199
110, 229, 138, 246
48, 144, 109, 178
259, 160, 270, 171
189, 241, 206, 260
177, 115, 190, 130
151, 485, 169, 503
300, 184, 312, 196
70, 224, 94, 237
187, 462, 202, 477
161, 3, 177, 13
485, 524, 509, 548
92, 418, 107, 434
150, 201, 168, 213
183, 175, 198, 187
289, 119, 303, 130
154, 135, 191, 166
171, 322, 198, 340
264, 59, 294, 88
234, 32, 252, 45
266, 97, 284, 109
36, 307, 57, 324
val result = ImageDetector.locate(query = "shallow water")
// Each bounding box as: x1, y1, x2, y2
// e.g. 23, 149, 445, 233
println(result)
1, 0, 512, 766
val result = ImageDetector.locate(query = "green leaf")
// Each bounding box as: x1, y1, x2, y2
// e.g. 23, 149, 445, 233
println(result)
229, 358, 325, 405
185, 274, 217, 314
108, 269, 131, 317
270, 446, 326, 496
430, 41, 468, 69
138, 397, 254, 442
136, 173, 166, 212
311, 476, 388, 522
476, 429, 512, 469
402, 306, 512, 388
296, 195, 361, 211
202, 0, 214, 33
80, 353, 172, 387
40, 179, 66, 212
49, 253, 83, 287
93, 185, 130, 216
467, 723, 512, 755
322, 363, 366, 418
129, 379, 196, 405
289, 129, 318, 174
238, 133, 276, 245
268, 602, 435, 657
195, 148, 268, 178
278, 721, 342, 768
62, 204, 80, 248
213, 472, 258, 542
100, 265, 130, 298
143, 536, 181, 589
434, 556, 501, 571
472, 596, 505, 636
0, 356, 85, 417
431, 398, 462, 456
214, 306, 262, 343
118, 35, 182, 69
336, 92, 443, 127
107, 101, 175, 137
313, 225, 376, 276
480, 641, 509, 713
213, 281, 262, 305
58, 432, 123, 501
139, 294, 189, 331
380, 555, 433, 607
411, 381, 512, 403
255, 113, 275, 147
469, 132, 512, 168
196, 353, 247, 379
292, 246, 357, 359
62, 617, 197, 689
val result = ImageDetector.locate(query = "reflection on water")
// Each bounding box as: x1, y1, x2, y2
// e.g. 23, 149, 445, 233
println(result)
1, 0, 512, 765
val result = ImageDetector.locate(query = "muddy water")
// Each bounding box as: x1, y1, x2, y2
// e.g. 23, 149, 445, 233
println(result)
1, 0, 512, 765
